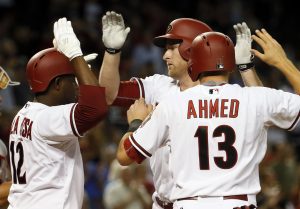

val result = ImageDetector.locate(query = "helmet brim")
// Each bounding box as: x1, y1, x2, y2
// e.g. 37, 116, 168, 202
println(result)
153, 34, 182, 48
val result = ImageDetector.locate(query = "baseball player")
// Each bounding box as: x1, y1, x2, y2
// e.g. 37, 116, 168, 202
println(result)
7, 18, 108, 209
99, 11, 263, 209
0, 66, 19, 208
117, 32, 300, 209
116, 31, 300, 209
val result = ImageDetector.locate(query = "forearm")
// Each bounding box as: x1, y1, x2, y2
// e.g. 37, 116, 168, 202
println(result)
240, 67, 263, 87
71, 56, 99, 86
0, 181, 11, 206
277, 58, 300, 94
99, 52, 121, 104
117, 132, 134, 166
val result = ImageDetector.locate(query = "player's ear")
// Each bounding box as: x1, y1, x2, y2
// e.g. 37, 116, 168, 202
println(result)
54, 77, 61, 91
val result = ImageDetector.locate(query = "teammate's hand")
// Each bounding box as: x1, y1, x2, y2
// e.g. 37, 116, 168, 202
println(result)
127, 98, 153, 123
53, 17, 83, 60
233, 22, 253, 64
251, 29, 287, 69
102, 11, 130, 50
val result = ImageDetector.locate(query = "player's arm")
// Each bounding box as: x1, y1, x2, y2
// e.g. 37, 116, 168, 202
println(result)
251, 29, 300, 94
99, 11, 130, 105
0, 181, 11, 206
53, 18, 108, 135
233, 22, 263, 87
117, 98, 153, 165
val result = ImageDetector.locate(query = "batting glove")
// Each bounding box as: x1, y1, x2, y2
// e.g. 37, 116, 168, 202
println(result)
102, 11, 130, 54
53, 17, 83, 60
233, 22, 254, 71
53, 39, 97, 63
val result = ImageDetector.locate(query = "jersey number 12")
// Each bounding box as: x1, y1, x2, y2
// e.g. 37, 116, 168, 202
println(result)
10, 141, 26, 184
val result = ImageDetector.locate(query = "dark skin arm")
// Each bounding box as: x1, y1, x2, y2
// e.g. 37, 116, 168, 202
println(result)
71, 57, 99, 86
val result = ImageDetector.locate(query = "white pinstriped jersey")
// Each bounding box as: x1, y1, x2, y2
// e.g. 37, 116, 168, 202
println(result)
131, 74, 181, 202
129, 84, 300, 201
8, 102, 84, 209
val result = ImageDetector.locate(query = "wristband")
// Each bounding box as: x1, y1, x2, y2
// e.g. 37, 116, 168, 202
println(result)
105, 48, 121, 54
128, 119, 143, 132
237, 62, 255, 72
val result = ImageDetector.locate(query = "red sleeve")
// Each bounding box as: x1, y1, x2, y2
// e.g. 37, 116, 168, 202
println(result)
124, 137, 146, 164
112, 79, 145, 107
74, 85, 108, 136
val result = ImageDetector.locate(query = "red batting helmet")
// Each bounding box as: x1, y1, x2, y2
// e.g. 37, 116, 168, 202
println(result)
26, 48, 75, 93
153, 18, 213, 60
188, 32, 235, 82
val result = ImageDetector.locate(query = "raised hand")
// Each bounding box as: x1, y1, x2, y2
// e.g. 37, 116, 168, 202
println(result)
102, 11, 130, 53
233, 22, 253, 65
251, 29, 287, 69
53, 17, 82, 60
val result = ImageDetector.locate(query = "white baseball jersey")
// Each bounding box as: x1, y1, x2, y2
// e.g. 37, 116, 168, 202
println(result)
132, 74, 181, 202
8, 101, 84, 209
129, 84, 300, 201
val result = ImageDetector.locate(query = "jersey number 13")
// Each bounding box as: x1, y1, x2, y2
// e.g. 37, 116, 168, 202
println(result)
195, 125, 238, 170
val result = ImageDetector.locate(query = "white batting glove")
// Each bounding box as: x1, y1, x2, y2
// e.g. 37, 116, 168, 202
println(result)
53, 17, 83, 60
233, 22, 254, 65
102, 11, 130, 53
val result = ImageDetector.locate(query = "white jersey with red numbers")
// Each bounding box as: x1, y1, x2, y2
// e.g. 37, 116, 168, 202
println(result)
132, 74, 181, 203
8, 101, 84, 209
129, 84, 300, 202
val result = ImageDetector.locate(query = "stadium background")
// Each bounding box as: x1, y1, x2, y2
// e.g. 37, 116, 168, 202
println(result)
0, 0, 300, 208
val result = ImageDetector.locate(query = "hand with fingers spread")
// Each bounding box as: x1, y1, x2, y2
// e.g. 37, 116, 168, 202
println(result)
127, 98, 153, 123
102, 11, 130, 54
252, 28, 300, 94
251, 29, 287, 69
53, 17, 83, 60
233, 22, 254, 66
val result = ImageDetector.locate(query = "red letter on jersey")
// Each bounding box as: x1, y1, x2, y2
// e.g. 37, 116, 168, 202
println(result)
187, 100, 197, 119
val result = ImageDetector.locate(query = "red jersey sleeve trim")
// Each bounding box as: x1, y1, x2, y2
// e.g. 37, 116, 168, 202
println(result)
286, 110, 300, 131
70, 103, 82, 137
123, 138, 146, 164
129, 134, 152, 158
131, 77, 145, 98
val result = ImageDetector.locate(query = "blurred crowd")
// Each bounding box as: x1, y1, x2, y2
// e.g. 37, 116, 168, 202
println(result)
1, 0, 300, 209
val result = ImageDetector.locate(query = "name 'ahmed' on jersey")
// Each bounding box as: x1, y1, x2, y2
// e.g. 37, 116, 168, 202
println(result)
187, 98, 240, 119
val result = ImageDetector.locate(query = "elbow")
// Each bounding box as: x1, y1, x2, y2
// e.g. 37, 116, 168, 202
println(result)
106, 96, 115, 105
116, 150, 132, 166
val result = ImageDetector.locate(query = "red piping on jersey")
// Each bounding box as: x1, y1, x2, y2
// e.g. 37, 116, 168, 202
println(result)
286, 110, 300, 131
129, 134, 151, 158
70, 104, 79, 137
135, 78, 145, 98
